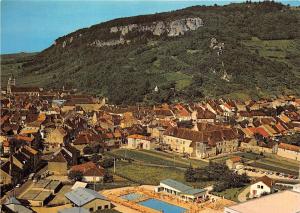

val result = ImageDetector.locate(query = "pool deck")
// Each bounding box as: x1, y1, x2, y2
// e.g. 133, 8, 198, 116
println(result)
101, 185, 235, 213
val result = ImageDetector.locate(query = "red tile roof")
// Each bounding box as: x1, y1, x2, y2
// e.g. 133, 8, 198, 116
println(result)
278, 143, 300, 152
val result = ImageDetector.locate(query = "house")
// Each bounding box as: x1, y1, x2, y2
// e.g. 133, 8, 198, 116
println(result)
69, 161, 105, 182
155, 179, 207, 202
20, 190, 52, 207
192, 108, 216, 123
226, 156, 242, 170
250, 176, 274, 198
21, 145, 40, 172
44, 127, 68, 149
120, 112, 138, 128
163, 127, 239, 159
276, 143, 300, 161
127, 134, 156, 150
48, 145, 80, 175
2, 197, 33, 213
0, 161, 23, 186
224, 190, 300, 213
65, 187, 111, 212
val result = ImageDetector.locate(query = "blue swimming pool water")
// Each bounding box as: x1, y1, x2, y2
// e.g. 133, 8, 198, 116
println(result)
139, 198, 187, 213
120, 193, 146, 201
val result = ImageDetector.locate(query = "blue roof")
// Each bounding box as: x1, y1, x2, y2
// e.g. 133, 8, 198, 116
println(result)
160, 179, 206, 196
65, 187, 108, 206
161, 179, 192, 192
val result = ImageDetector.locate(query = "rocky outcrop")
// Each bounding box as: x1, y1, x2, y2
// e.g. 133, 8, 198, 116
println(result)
88, 17, 203, 47
109, 17, 203, 37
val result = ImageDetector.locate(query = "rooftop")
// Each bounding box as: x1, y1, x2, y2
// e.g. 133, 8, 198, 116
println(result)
225, 190, 300, 213
65, 187, 108, 206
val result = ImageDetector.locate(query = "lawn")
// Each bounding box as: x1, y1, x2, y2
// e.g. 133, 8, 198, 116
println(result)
211, 187, 245, 202
109, 149, 208, 168
211, 152, 264, 163
110, 161, 212, 188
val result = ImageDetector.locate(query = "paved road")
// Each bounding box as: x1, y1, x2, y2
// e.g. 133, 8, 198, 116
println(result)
237, 186, 250, 202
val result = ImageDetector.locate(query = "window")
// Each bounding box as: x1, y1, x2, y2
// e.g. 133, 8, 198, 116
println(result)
105, 205, 109, 209
89, 208, 93, 212
98, 206, 102, 210
257, 185, 260, 189
261, 186, 264, 189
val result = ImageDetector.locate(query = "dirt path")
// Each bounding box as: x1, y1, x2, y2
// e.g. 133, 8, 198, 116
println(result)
237, 186, 250, 202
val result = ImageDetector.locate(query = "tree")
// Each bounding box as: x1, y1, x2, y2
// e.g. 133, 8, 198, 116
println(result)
83, 146, 93, 155
185, 166, 197, 182
103, 170, 114, 183
100, 158, 114, 168
68, 171, 83, 181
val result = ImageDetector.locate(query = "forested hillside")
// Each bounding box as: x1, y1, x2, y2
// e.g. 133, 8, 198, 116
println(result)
1, 2, 300, 104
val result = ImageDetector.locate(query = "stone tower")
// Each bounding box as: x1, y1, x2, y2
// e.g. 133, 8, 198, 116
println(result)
7, 75, 16, 94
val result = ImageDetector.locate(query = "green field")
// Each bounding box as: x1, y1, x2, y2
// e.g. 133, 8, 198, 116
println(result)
110, 161, 212, 188
242, 37, 300, 78
211, 152, 264, 163
211, 187, 245, 202
109, 149, 208, 168
164, 71, 193, 90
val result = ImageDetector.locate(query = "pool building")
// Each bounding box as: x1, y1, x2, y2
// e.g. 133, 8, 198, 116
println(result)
155, 179, 207, 202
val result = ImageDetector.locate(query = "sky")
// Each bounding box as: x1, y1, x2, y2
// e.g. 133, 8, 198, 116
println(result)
1, 0, 299, 54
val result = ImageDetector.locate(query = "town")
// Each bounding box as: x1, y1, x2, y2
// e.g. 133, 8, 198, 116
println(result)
1, 78, 300, 213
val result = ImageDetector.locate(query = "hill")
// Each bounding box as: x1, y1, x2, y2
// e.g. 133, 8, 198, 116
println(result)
1, 1, 300, 104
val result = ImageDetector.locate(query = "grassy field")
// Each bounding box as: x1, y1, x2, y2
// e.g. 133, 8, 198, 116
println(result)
211, 151, 299, 175
110, 161, 212, 188
211, 187, 245, 202
109, 149, 208, 168
242, 37, 300, 78
211, 152, 264, 163
164, 71, 193, 90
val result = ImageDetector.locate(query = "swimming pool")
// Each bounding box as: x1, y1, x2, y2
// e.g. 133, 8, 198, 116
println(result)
139, 198, 187, 213
120, 193, 147, 201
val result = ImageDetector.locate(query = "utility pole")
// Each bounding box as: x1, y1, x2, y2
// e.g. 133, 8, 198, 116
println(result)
113, 157, 116, 174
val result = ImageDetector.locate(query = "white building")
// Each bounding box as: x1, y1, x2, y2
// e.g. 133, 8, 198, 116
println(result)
250, 175, 273, 198
155, 179, 207, 202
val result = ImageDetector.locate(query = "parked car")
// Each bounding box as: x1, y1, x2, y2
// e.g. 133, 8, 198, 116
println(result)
16, 184, 21, 188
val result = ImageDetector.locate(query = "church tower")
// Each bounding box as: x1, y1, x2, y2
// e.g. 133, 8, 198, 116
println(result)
7, 74, 16, 94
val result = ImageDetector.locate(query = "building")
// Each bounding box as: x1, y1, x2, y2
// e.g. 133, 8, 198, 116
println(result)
65, 187, 111, 212
69, 161, 105, 182
276, 143, 300, 161
31, 179, 62, 194
48, 145, 80, 175
250, 175, 274, 198
224, 190, 300, 213
163, 127, 239, 159
127, 134, 156, 150
2, 197, 33, 213
44, 127, 68, 149
155, 179, 207, 202
226, 156, 242, 170
20, 190, 52, 207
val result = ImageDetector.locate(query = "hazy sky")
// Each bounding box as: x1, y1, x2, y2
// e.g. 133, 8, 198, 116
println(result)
1, 0, 299, 54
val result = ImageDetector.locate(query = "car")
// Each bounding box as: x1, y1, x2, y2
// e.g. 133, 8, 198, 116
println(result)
16, 184, 21, 188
